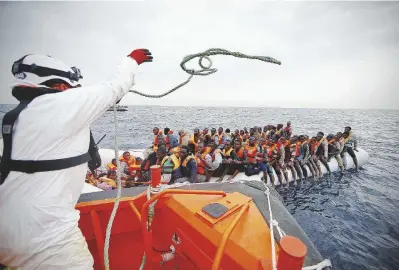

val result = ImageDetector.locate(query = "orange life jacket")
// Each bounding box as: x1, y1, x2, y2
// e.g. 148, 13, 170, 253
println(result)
107, 163, 117, 170
310, 141, 319, 155
267, 144, 277, 157
120, 155, 136, 167
196, 152, 208, 175
164, 130, 174, 149
235, 147, 244, 159
245, 145, 257, 163
295, 141, 301, 157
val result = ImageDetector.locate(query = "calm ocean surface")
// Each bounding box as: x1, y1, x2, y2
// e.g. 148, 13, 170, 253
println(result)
1, 104, 398, 270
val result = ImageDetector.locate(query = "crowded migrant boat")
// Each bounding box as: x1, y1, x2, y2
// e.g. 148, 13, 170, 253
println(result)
86, 122, 360, 191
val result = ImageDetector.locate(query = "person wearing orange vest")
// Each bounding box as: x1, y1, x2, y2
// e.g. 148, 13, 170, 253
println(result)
152, 127, 164, 151
107, 158, 118, 171
268, 138, 286, 187
188, 128, 201, 154
225, 140, 247, 181
300, 135, 316, 179
244, 136, 270, 183
310, 136, 322, 178
179, 146, 198, 183
291, 136, 306, 181
283, 121, 293, 139
194, 142, 210, 183
217, 127, 225, 145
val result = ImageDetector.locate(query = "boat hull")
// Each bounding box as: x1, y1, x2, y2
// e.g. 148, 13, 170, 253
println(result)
77, 181, 330, 269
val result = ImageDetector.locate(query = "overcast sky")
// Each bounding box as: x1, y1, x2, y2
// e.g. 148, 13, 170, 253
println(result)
0, 1, 398, 109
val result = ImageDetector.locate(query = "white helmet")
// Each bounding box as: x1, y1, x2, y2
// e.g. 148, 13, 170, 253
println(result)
11, 54, 83, 89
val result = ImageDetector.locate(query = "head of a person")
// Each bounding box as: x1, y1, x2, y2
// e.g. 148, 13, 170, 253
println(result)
311, 136, 317, 142
156, 145, 167, 160
316, 131, 324, 140
342, 132, 350, 139
326, 134, 334, 141
203, 128, 209, 135
240, 130, 245, 136
249, 136, 255, 146
344, 126, 351, 133
218, 127, 223, 134
122, 151, 131, 160
11, 54, 83, 92
178, 129, 185, 136
179, 146, 189, 160
164, 127, 170, 135
111, 158, 117, 166
210, 142, 217, 151
257, 127, 262, 133
249, 128, 254, 133
234, 129, 239, 135
244, 127, 248, 133
290, 135, 298, 144
271, 126, 277, 131
287, 121, 291, 127
268, 138, 275, 146
277, 124, 283, 130
153, 127, 159, 135
197, 142, 204, 153
298, 135, 305, 143
263, 126, 268, 132
253, 126, 258, 132
226, 128, 231, 134
234, 140, 241, 150
336, 132, 343, 139
259, 138, 265, 145
211, 128, 216, 135
193, 128, 199, 135
304, 135, 309, 141
204, 134, 211, 143
224, 140, 232, 149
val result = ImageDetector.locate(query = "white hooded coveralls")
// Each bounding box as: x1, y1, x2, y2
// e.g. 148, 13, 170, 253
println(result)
0, 57, 139, 269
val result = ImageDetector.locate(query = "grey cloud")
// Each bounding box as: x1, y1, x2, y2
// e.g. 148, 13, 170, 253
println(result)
0, 1, 398, 109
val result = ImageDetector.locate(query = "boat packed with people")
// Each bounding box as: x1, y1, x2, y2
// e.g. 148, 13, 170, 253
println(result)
85, 122, 368, 191
76, 122, 367, 269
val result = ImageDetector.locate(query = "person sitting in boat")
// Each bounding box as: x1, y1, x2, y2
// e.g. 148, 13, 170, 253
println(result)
209, 128, 217, 144
179, 146, 198, 183
195, 142, 210, 183
107, 158, 118, 171
275, 124, 284, 139
188, 128, 201, 154
163, 127, 172, 151
152, 127, 164, 151
284, 121, 293, 139
225, 140, 247, 181
156, 145, 183, 184
299, 135, 315, 179
178, 129, 190, 147
224, 128, 233, 144
292, 136, 307, 181
119, 151, 139, 174
343, 126, 359, 170
310, 136, 323, 178
268, 138, 286, 187
335, 132, 346, 168
315, 132, 331, 174
216, 127, 225, 145
282, 137, 298, 185
243, 136, 268, 182
197, 142, 223, 181
258, 138, 276, 185
326, 134, 345, 174
139, 150, 157, 182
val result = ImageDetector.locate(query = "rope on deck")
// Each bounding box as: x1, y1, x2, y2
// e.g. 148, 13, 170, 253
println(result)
103, 48, 281, 270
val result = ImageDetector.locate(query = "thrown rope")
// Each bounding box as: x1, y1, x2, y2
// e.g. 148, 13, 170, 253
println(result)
103, 48, 281, 270
129, 48, 281, 98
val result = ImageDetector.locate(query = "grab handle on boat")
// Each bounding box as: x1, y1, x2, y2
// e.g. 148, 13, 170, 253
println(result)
140, 189, 227, 262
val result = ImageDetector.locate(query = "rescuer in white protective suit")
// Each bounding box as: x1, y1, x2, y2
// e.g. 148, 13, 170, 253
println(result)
0, 48, 153, 269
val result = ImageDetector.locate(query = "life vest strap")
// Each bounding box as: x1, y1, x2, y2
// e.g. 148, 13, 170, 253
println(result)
0, 94, 95, 185
8, 152, 91, 174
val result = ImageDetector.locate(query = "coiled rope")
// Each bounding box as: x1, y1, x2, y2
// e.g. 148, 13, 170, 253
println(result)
103, 48, 281, 270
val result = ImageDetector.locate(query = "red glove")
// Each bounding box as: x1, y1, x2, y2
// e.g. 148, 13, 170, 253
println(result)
128, 49, 153, 65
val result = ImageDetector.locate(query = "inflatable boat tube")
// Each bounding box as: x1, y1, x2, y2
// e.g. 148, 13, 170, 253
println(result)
97, 148, 369, 186
78, 180, 331, 269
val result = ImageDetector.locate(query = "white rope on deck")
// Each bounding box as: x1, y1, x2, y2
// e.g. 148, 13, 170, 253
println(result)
102, 48, 281, 269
